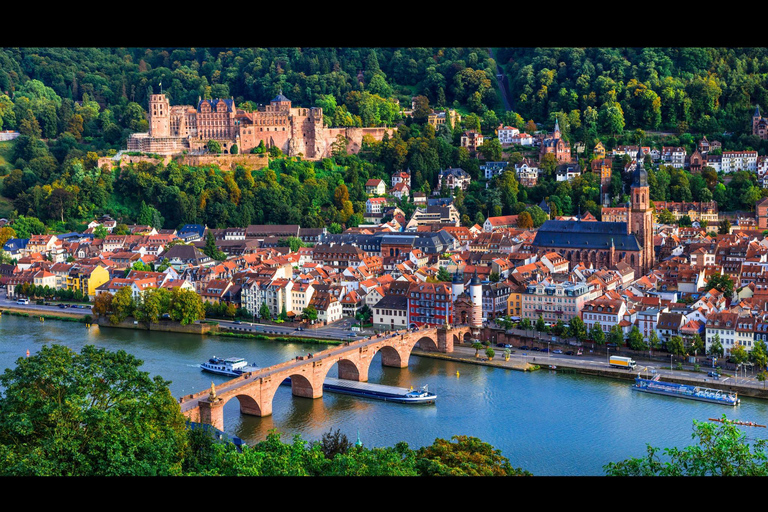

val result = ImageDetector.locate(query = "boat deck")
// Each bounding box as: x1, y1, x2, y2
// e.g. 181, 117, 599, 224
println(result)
323, 377, 415, 395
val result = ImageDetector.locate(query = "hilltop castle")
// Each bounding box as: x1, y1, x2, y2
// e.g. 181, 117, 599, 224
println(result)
128, 92, 392, 160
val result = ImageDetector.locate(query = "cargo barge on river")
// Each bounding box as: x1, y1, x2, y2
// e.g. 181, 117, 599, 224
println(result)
632, 375, 739, 406
282, 377, 436, 404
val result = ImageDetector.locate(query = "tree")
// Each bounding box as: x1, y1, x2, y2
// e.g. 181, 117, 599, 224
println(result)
517, 211, 533, 229
203, 232, 226, 262
259, 302, 271, 321
415, 435, 531, 476
568, 316, 587, 342
472, 341, 484, 357
92, 225, 108, 240
750, 340, 768, 370
691, 334, 705, 356
667, 335, 686, 357
708, 332, 724, 357
110, 287, 135, 325
136, 288, 171, 327
207, 140, 222, 153
604, 417, 768, 476
536, 315, 547, 332
706, 274, 734, 297
608, 324, 624, 347
91, 292, 113, 318
730, 343, 749, 366
590, 322, 605, 345
0, 345, 188, 476
303, 304, 318, 322
0, 226, 17, 247
656, 208, 676, 224
627, 326, 646, 351
168, 288, 205, 326
718, 219, 731, 234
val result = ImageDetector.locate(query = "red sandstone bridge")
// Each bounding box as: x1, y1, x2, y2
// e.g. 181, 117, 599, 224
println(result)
180, 325, 475, 430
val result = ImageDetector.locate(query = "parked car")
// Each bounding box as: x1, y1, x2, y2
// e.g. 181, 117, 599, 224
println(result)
708, 371, 720, 378
496, 343, 513, 348
530, 347, 540, 352
520, 345, 529, 350
565, 350, 575, 355
553, 349, 563, 354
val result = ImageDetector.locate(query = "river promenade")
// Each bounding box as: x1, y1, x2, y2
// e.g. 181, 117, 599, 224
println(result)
415, 342, 768, 400
3, 299, 766, 401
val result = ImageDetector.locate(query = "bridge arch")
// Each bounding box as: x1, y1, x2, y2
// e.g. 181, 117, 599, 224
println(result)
414, 335, 439, 352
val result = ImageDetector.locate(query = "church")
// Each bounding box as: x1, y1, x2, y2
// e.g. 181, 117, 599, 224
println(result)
531, 149, 654, 278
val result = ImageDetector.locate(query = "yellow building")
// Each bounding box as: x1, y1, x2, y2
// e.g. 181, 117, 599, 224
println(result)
506, 283, 524, 318
66, 265, 110, 300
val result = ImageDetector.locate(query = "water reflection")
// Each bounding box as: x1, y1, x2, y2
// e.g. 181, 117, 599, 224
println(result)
3, 315, 768, 475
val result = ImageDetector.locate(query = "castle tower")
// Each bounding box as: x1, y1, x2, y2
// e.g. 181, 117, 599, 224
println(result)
629, 149, 653, 275
148, 94, 171, 138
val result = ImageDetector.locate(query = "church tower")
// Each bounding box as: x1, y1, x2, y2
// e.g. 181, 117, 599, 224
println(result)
629, 149, 653, 275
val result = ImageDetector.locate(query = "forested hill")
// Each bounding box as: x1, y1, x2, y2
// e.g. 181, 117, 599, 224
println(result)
2, 47, 768, 234
3, 47, 768, 143
496, 47, 768, 136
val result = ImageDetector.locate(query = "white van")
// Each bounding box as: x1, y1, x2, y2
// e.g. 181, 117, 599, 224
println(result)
16, 298, 29, 305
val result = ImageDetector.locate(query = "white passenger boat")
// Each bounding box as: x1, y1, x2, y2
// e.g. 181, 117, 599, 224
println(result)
200, 356, 259, 377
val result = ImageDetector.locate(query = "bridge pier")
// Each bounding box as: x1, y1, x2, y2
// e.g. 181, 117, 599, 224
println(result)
338, 359, 368, 381
198, 400, 225, 431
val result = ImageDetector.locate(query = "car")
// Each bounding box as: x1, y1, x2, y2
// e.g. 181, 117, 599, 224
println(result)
496, 343, 513, 348
708, 371, 720, 378
553, 349, 563, 354
58, 304, 67, 308
347, 333, 356, 337
520, 345, 529, 350
530, 347, 540, 351
540, 347, 549, 353
565, 350, 575, 356
606, 343, 618, 348
234, 320, 241, 324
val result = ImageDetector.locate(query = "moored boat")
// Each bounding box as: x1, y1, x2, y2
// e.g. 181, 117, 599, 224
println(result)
282, 377, 436, 404
632, 375, 739, 406
200, 356, 259, 377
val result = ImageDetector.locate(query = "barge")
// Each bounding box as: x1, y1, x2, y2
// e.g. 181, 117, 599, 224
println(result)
282, 377, 436, 404
632, 375, 739, 406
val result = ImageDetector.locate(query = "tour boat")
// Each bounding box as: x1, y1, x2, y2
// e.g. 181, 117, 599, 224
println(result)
632, 375, 739, 406
200, 356, 259, 377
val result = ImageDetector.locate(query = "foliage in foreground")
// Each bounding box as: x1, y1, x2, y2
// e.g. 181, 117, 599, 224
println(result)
0, 344, 528, 476
0, 344, 188, 476
185, 428, 531, 477
604, 416, 768, 476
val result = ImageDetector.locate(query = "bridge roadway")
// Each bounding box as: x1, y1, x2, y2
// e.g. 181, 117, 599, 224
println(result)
179, 324, 474, 429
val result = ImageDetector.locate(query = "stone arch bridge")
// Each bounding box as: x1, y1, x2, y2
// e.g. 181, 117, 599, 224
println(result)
180, 325, 475, 430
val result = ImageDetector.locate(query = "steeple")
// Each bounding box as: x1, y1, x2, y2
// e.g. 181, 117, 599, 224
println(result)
632, 148, 648, 188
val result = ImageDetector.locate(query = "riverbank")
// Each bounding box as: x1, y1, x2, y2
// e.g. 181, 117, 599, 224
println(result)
0, 306, 89, 322
212, 330, 343, 346
415, 343, 768, 401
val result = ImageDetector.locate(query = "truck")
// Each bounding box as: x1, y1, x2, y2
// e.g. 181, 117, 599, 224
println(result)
609, 355, 636, 369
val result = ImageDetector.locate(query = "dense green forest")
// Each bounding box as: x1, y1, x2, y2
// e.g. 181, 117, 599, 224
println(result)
1, 47, 768, 233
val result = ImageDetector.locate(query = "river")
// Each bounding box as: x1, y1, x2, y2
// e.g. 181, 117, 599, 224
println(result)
2, 315, 768, 476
